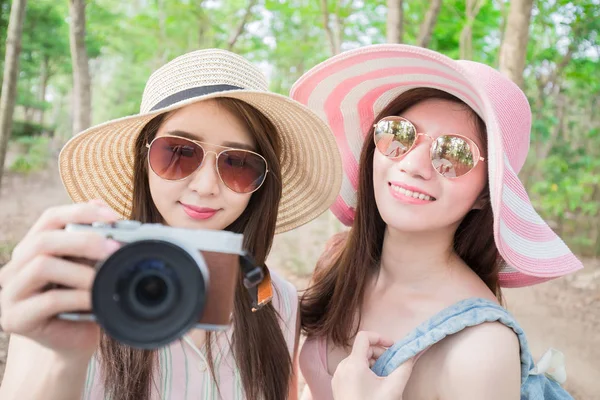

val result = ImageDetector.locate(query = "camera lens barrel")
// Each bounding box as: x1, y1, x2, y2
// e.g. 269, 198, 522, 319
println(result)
92, 239, 207, 349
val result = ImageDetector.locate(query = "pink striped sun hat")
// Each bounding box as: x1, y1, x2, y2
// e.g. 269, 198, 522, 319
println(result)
290, 44, 583, 288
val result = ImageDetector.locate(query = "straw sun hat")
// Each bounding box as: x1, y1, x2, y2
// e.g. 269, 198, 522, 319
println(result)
290, 44, 583, 287
59, 49, 342, 234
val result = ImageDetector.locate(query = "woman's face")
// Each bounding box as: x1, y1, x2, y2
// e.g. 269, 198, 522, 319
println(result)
372, 98, 487, 233
148, 100, 256, 230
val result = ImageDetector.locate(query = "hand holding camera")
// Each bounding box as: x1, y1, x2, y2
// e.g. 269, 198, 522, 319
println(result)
0, 201, 120, 361
59, 217, 255, 349
0, 200, 263, 359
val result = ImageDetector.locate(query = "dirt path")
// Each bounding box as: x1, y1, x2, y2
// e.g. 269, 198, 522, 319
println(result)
0, 153, 598, 399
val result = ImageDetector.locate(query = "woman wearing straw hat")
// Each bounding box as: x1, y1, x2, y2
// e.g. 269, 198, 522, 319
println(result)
291, 44, 580, 399
0, 49, 341, 400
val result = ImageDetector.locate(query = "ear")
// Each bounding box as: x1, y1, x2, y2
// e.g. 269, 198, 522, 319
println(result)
472, 188, 490, 210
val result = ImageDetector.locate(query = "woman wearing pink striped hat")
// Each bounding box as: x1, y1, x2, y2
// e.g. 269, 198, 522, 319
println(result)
291, 44, 581, 399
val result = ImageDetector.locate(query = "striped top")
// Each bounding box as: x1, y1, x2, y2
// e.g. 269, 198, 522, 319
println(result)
82, 270, 298, 400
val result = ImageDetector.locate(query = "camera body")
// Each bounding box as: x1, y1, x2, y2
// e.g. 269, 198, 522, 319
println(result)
59, 220, 259, 349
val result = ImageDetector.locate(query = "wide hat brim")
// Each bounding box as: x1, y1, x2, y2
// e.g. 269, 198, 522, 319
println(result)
59, 90, 343, 234
290, 44, 583, 288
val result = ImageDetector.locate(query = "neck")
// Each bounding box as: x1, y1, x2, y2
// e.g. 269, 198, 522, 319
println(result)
378, 225, 460, 286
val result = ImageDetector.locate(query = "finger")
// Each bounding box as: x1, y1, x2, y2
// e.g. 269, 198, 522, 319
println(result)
24, 201, 119, 240
0, 289, 91, 334
2, 255, 96, 302
350, 331, 393, 360
10, 230, 120, 274
383, 358, 415, 397
0, 231, 118, 289
7, 202, 119, 276
370, 344, 389, 360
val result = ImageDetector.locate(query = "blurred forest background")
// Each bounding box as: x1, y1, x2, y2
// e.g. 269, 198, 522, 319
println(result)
0, 0, 598, 255
0, 0, 598, 398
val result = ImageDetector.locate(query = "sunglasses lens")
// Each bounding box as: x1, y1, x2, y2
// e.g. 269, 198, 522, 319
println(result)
374, 118, 417, 158
148, 136, 203, 180
431, 135, 478, 178
218, 150, 267, 193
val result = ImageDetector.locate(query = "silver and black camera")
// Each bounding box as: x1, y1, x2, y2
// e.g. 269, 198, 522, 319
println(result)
58, 220, 263, 349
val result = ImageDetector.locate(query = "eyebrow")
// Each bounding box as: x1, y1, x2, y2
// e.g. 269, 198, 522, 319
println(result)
165, 130, 256, 151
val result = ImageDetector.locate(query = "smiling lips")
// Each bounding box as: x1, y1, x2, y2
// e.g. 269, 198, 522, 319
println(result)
180, 202, 221, 220
388, 182, 436, 204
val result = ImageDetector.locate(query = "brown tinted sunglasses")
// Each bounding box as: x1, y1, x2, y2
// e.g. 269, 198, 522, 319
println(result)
146, 135, 268, 194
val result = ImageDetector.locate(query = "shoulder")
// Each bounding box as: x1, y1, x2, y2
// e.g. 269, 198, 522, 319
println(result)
435, 322, 522, 399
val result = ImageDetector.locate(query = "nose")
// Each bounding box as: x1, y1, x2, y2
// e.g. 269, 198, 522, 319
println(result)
395, 134, 433, 180
187, 151, 221, 196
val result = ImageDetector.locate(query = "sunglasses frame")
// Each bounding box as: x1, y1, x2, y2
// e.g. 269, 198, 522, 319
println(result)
373, 116, 486, 179
146, 135, 269, 194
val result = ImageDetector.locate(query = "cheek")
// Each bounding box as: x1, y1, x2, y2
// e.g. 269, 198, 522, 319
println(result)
372, 151, 389, 191
223, 191, 252, 217
148, 173, 166, 202
441, 168, 487, 210
148, 172, 182, 209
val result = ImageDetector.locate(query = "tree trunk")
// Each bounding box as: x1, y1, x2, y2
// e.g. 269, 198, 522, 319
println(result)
227, 0, 257, 51
386, 0, 403, 43
157, 0, 168, 64
24, 106, 33, 123
37, 55, 49, 126
0, 0, 27, 191
192, 0, 212, 49
320, 0, 342, 55
417, 0, 442, 48
498, 0, 534, 89
69, 0, 91, 136
459, 0, 483, 60
521, 90, 565, 187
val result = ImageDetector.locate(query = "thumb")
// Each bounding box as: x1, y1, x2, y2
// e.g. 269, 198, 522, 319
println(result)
382, 358, 414, 397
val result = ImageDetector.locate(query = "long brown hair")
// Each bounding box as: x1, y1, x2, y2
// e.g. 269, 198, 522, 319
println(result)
98, 98, 292, 400
301, 88, 502, 346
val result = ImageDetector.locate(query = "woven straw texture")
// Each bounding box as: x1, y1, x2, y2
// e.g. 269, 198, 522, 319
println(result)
59, 49, 342, 234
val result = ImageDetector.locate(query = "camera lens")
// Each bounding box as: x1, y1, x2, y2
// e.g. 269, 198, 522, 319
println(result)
92, 239, 207, 349
122, 258, 178, 320
135, 275, 168, 306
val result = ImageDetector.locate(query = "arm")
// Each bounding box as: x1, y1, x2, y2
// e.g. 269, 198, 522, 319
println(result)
0, 335, 90, 400
438, 322, 521, 400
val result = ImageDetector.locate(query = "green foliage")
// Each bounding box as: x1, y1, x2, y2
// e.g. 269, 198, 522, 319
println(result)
4, 0, 599, 255
10, 120, 53, 139
0, 240, 16, 267
9, 136, 52, 173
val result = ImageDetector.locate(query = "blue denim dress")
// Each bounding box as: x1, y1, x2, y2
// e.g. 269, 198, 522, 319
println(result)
371, 298, 573, 399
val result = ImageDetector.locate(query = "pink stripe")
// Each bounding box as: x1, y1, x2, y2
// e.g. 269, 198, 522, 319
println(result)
331, 198, 355, 226
499, 271, 553, 288
503, 166, 531, 202
292, 50, 444, 104
497, 241, 582, 277
499, 203, 555, 242
324, 67, 482, 190
356, 85, 396, 146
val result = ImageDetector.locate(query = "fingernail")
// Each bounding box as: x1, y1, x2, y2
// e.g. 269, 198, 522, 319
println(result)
105, 239, 121, 253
